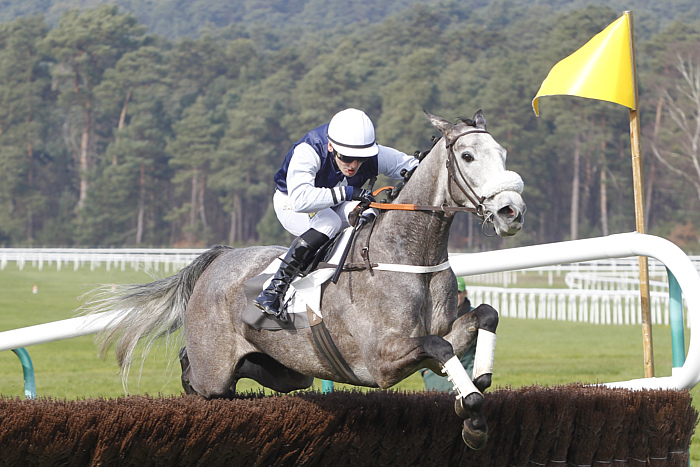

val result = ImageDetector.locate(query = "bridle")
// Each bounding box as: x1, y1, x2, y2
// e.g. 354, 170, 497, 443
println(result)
368, 127, 496, 232
444, 128, 490, 219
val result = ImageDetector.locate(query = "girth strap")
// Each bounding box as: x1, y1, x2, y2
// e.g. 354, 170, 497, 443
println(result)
306, 306, 362, 385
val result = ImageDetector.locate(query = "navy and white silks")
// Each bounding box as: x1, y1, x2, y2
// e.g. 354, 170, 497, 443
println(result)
273, 123, 419, 238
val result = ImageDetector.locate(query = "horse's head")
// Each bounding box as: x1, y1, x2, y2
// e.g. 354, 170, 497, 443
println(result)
424, 110, 526, 237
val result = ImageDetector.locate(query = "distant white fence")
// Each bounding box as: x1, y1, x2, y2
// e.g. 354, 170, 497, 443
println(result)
469, 285, 675, 327
0, 248, 206, 274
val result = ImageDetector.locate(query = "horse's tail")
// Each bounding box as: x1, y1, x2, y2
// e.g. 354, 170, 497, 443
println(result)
82, 245, 233, 386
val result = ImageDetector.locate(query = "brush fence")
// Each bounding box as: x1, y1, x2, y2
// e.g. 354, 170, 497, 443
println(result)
0, 386, 695, 466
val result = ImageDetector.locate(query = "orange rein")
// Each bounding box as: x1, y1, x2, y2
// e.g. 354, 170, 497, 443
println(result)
368, 186, 480, 214
369, 186, 417, 211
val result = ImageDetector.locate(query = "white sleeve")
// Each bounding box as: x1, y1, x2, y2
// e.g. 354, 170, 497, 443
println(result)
377, 145, 419, 180
287, 143, 350, 213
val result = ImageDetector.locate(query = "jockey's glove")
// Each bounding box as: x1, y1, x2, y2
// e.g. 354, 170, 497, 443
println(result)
351, 188, 375, 207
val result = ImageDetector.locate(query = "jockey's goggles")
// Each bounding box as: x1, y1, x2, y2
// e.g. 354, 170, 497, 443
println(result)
334, 151, 365, 164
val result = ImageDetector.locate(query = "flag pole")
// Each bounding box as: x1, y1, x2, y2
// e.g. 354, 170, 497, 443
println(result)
626, 10, 654, 377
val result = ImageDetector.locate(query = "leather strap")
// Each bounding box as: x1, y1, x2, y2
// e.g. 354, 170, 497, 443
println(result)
307, 306, 361, 385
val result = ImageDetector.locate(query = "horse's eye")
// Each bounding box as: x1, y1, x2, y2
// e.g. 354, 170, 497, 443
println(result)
462, 152, 474, 163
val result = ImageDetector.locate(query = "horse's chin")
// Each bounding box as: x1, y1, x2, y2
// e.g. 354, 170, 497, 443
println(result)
486, 191, 526, 237
493, 222, 523, 237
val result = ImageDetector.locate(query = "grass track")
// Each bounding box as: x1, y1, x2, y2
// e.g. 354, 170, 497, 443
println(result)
0, 266, 697, 463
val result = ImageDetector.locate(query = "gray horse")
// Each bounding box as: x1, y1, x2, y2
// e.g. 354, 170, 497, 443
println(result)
86, 110, 526, 450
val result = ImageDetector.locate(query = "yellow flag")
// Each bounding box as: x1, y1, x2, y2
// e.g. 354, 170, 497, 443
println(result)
532, 12, 636, 116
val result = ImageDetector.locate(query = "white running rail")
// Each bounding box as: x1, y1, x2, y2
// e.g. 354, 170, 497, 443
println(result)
449, 232, 700, 390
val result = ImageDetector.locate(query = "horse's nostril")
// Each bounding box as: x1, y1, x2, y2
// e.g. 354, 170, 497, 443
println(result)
498, 205, 515, 219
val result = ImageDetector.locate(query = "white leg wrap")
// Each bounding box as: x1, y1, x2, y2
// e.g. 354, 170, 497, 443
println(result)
473, 329, 497, 379
441, 355, 481, 399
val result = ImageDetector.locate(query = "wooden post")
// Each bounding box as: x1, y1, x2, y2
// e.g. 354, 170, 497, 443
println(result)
627, 10, 654, 377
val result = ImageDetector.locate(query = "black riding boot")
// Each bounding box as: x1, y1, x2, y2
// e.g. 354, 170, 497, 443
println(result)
254, 229, 329, 321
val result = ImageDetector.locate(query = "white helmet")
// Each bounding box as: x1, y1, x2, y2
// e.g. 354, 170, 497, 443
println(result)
327, 108, 379, 158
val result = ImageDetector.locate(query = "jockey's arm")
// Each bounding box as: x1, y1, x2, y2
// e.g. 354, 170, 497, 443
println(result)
377, 145, 419, 180
286, 143, 352, 213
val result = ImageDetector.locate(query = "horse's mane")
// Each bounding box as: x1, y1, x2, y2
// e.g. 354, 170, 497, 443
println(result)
457, 116, 477, 128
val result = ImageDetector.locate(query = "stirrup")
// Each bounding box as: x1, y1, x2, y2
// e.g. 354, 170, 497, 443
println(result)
254, 297, 289, 323
264, 306, 289, 323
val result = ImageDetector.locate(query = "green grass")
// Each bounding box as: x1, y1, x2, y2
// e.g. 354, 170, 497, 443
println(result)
0, 265, 698, 463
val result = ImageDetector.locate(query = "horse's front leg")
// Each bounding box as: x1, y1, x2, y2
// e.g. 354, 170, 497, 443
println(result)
443, 304, 499, 393
369, 334, 488, 450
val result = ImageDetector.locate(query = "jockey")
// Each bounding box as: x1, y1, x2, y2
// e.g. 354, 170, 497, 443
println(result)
254, 108, 419, 320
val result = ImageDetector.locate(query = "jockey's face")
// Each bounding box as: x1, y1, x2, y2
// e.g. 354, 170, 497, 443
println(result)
329, 142, 364, 177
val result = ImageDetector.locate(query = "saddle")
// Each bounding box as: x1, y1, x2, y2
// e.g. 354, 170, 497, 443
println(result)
241, 228, 355, 331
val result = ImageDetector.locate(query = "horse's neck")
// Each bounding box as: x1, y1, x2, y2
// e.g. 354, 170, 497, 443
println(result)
371, 146, 454, 265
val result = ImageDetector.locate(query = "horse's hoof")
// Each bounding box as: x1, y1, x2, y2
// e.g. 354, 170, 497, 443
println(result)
474, 373, 492, 392
455, 393, 488, 449
454, 392, 483, 420
462, 420, 488, 450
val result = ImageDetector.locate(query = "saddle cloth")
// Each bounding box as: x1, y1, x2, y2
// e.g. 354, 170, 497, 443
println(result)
241, 228, 354, 331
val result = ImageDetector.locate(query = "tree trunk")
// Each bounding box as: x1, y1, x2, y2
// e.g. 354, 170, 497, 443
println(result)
467, 215, 473, 250
136, 163, 146, 245
600, 150, 608, 236
78, 103, 91, 210
645, 96, 664, 230
228, 194, 242, 244
570, 134, 580, 240
198, 172, 207, 229
228, 210, 235, 245
118, 90, 131, 131
113, 90, 132, 166
236, 194, 243, 243
188, 167, 198, 245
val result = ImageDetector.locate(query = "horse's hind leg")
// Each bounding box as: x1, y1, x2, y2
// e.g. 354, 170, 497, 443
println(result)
236, 353, 314, 393
179, 347, 197, 395
179, 346, 237, 398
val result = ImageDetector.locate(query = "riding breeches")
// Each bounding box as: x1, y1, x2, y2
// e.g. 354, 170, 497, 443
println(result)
273, 190, 359, 238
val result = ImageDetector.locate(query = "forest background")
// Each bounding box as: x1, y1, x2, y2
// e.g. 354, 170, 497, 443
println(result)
0, 0, 699, 251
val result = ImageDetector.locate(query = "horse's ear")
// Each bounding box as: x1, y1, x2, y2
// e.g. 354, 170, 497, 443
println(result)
473, 110, 487, 130
423, 110, 455, 138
